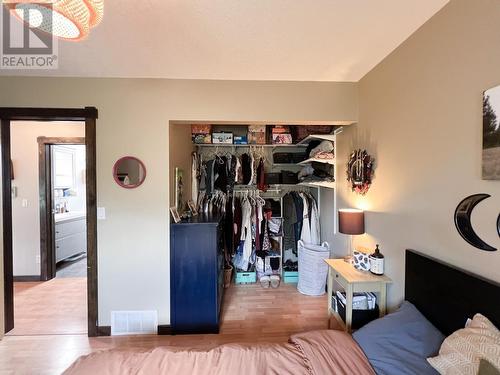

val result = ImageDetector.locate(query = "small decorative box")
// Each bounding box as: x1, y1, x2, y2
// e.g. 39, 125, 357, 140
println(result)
191, 124, 212, 144
191, 124, 212, 133
272, 125, 291, 134
212, 132, 233, 144
272, 133, 292, 144
234, 135, 248, 145
192, 133, 211, 144
248, 132, 266, 144
248, 124, 266, 133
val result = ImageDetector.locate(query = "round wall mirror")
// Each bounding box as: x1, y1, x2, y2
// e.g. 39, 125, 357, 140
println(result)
113, 156, 146, 189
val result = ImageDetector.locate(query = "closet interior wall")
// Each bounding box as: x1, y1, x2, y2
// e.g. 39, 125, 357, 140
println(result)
169, 123, 195, 208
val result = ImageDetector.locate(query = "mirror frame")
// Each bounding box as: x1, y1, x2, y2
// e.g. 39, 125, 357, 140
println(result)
112, 156, 147, 189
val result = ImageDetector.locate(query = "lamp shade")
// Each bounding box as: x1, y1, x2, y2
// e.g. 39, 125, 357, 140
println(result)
338, 209, 365, 235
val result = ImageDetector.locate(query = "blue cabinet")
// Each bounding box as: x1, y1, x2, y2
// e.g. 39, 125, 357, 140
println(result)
170, 215, 225, 334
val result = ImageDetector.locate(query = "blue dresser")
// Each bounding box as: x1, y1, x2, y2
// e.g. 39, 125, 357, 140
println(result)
170, 215, 225, 334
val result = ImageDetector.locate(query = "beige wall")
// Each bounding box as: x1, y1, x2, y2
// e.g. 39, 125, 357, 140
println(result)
334, 0, 500, 309
11, 122, 85, 276
0, 78, 358, 330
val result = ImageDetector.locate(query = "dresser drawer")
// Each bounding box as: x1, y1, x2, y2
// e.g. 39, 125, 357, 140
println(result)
55, 232, 87, 262
55, 218, 86, 239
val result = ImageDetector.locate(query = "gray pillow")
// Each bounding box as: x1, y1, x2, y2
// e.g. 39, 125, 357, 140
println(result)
353, 301, 444, 375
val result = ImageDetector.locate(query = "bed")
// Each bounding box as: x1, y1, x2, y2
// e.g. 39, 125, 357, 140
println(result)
64, 250, 500, 375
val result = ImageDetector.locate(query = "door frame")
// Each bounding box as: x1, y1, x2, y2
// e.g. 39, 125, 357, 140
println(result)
0, 107, 99, 337
38, 137, 86, 281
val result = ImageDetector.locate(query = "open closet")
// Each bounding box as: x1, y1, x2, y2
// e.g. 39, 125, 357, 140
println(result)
168, 122, 348, 334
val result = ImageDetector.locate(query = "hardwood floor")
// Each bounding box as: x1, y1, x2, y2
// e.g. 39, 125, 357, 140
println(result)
9, 278, 87, 336
0, 283, 329, 374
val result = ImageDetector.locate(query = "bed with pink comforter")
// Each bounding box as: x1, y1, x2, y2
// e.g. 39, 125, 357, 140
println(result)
64, 330, 374, 375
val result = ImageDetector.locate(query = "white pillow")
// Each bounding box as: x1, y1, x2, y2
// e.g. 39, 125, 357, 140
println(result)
427, 314, 500, 375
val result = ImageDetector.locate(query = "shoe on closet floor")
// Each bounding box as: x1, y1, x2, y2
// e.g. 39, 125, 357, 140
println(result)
260, 276, 270, 288
270, 275, 280, 288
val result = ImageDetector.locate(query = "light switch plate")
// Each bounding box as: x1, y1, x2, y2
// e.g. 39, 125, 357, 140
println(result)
21, 199, 28, 207
97, 207, 106, 220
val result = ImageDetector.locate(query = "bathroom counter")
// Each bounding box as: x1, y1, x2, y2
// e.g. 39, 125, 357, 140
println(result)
54, 211, 87, 223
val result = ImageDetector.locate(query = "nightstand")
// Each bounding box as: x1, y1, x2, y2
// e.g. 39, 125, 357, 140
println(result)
325, 258, 392, 333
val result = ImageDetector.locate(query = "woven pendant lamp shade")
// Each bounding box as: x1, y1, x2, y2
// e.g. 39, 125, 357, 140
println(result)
3, 0, 104, 40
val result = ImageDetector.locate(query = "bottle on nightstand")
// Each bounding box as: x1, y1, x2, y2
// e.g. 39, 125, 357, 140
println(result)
369, 244, 385, 275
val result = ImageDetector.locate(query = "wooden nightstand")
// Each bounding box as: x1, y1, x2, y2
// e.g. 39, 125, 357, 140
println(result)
325, 258, 392, 333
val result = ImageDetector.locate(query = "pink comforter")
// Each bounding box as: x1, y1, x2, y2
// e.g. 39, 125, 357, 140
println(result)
64, 330, 375, 375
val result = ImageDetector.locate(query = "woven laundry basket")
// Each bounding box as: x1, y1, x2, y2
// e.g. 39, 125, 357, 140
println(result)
297, 240, 330, 296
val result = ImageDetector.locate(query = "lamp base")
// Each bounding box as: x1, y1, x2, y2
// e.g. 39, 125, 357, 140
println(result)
343, 255, 353, 263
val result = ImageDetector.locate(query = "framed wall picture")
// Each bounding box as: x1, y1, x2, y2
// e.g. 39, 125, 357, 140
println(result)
483, 85, 500, 180
175, 167, 184, 210
170, 206, 181, 223
187, 200, 197, 216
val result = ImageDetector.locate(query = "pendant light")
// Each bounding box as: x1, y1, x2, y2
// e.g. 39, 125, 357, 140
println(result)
3, 0, 104, 41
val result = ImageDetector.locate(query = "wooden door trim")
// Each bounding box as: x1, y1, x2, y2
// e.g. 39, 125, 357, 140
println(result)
1, 118, 13, 333
37, 137, 85, 281
1, 107, 99, 337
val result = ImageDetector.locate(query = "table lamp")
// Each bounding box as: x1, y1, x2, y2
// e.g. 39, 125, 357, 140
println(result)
338, 208, 365, 263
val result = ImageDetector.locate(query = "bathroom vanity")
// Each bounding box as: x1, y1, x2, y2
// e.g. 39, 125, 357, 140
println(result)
54, 212, 87, 263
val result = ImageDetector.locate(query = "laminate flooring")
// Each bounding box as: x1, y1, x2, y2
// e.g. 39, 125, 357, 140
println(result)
0, 283, 329, 374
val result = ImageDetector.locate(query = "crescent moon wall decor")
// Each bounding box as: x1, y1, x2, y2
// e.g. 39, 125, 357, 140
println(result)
454, 194, 497, 252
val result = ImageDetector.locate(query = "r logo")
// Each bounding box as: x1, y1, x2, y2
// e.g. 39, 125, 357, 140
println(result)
2, 2, 53, 55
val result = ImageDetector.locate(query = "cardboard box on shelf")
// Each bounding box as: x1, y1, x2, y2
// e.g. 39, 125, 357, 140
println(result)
212, 132, 233, 144
272, 133, 293, 144
248, 132, 266, 144
192, 133, 211, 144
191, 124, 212, 144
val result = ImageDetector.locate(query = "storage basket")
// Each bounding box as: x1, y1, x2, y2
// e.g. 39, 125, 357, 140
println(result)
297, 240, 330, 296
336, 297, 380, 329
284, 271, 299, 284
234, 270, 256, 284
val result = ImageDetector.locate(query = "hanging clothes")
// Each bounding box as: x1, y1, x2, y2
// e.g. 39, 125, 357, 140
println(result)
299, 193, 312, 244
256, 158, 266, 191
309, 195, 321, 245
233, 197, 252, 271
282, 193, 298, 254
241, 153, 252, 185
191, 152, 199, 206
249, 152, 256, 186
205, 159, 216, 195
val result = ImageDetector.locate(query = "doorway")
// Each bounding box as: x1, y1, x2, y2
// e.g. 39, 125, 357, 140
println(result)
38, 137, 86, 281
1, 107, 98, 337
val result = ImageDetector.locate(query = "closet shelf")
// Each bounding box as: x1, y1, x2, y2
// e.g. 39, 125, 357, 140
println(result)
195, 143, 307, 148
297, 157, 335, 166
298, 180, 336, 189
296, 133, 339, 145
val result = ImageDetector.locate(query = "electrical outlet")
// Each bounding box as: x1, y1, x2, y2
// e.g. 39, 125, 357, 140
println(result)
36, 255, 40, 264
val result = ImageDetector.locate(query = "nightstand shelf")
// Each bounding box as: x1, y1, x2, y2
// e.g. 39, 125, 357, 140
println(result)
325, 258, 392, 333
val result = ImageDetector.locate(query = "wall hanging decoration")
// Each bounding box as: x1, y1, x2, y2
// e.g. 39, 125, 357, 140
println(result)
175, 167, 184, 211
482, 85, 500, 180
454, 194, 497, 252
3, 0, 104, 41
346, 149, 375, 195
113, 156, 146, 189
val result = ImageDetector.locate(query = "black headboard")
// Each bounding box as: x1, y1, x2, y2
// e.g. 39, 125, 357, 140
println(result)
405, 249, 500, 336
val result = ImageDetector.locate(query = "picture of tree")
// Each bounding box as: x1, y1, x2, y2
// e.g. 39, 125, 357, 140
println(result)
482, 86, 500, 179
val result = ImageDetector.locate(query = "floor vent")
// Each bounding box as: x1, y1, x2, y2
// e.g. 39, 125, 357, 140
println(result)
111, 310, 158, 336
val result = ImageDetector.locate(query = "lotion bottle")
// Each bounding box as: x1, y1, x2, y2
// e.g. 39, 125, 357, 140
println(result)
369, 244, 385, 275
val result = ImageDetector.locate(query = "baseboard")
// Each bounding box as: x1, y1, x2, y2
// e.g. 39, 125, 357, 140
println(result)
97, 325, 170, 336
157, 325, 172, 335
97, 326, 111, 336
13, 275, 41, 282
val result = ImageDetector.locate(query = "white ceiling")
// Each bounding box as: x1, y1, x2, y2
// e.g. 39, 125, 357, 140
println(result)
3, 0, 449, 81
